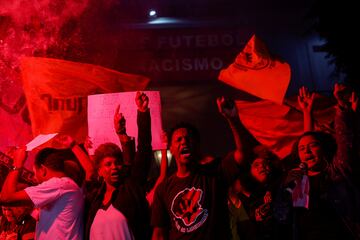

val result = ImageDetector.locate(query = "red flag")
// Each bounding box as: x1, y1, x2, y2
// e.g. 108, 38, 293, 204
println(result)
0, 92, 32, 148
219, 34, 291, 104
235, 95, 335, 158
21, 57, 150, 142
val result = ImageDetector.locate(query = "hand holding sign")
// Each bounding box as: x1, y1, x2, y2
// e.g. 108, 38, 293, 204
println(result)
88, 91, 163, 154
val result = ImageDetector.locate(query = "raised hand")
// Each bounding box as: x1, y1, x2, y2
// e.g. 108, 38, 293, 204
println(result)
216, 96, 238, 120
298, 86, 314, 113
350, 91, 359, 112
135, 92, 149, 112
84, 136, 93, 153
114, 104, 126, 134
263, 191, 272, 204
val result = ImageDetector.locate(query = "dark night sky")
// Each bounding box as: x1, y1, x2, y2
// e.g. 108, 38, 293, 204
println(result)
1, 0, 354, 157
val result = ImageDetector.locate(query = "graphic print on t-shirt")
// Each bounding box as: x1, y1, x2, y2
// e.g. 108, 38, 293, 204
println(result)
171, 187, 208, 232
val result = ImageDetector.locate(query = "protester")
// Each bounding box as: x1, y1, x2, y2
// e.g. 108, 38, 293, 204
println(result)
228, 176, 257, 240
0, 147, 84, 240
82, 92, 152, 240
151, 97, 247, 240
0, 205, 36, 240
281, 83, 359, 239
147, 131, 168, 206
218, 96, 283, 240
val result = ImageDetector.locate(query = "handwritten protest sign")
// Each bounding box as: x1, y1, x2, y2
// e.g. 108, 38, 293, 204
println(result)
88, 91, 164, 154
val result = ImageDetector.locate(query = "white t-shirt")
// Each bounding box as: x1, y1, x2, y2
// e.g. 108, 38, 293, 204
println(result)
90, 204, 134, 240
25, 177, 84, 240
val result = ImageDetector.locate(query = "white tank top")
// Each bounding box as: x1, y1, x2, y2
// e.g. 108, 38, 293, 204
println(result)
90, 204, 134, 240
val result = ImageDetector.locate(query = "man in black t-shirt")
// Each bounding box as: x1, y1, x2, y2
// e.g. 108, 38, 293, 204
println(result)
151, 98, 244, 240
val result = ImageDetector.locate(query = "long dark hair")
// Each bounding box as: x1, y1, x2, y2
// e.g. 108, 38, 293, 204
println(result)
290, 131, 337, 168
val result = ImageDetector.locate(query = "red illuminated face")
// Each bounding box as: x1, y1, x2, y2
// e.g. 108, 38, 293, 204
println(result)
1, 206, 26, 223
298, 135, 323, 170
170, 128, 198, 167
98, 156, 123, 186
250, 158, 270, 184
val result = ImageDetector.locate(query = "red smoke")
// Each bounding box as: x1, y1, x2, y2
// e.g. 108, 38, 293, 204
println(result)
0, 0, 123, 148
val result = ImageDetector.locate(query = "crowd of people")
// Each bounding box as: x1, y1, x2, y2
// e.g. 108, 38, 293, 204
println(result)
0, 84, 359, 240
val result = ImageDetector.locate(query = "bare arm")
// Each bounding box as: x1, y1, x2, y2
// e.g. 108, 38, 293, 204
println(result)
71, 144, 94, 181
147, 131, 168, 205
0, 148, 32, 205
217, 96, 258, 165
156, 131, 168, 184
298, 86, 315, 132
57, 135, 94, 181
158, 149, 168, 182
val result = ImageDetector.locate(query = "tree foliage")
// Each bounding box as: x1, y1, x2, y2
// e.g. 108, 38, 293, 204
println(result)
311, 0, 359, 88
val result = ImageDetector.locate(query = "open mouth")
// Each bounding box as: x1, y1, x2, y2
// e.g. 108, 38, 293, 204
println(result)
180, 147, 191, 158
305, 156, 315, 162
111, 172, 120, 178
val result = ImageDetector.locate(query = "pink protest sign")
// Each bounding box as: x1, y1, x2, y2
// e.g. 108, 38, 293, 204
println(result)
88, 91, 164, 155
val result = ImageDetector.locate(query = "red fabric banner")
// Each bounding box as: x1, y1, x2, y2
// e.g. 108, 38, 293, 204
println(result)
21, 57, 150, 142
219, 34, 291, 104
235, 95, 335, 158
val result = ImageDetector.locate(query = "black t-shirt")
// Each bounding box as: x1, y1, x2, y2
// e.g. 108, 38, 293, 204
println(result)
294, 174, 352, 240
151, 156, 235, 240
